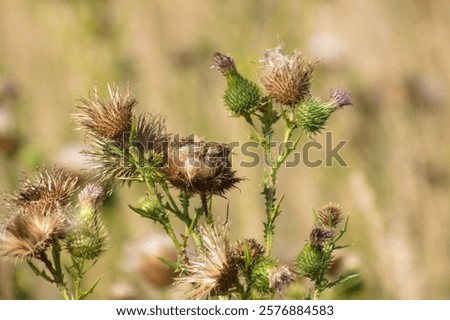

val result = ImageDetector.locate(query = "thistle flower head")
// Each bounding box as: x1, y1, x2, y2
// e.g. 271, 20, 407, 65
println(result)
212, 53, 237, 75
268, 265, 295, 294
78, 183, 106, 210
234, 238, 265, 266
163, 136, 242, 195
259, 46, 315, 106
0, 210, 66, 261
317, 202, 344, 229
74, 85, 169, 183
309, 226, 334, 250
73, 84, 136, 141
175, 223, 239, 299
330, 87, 352, 108
5, 168, 78, 214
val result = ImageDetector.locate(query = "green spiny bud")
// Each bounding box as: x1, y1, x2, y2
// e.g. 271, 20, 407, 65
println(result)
66, 222, 108, 260
213, 53, 261, 119
296, 98, 334, 135
249, 257, 278, 296
140, 197, 165, 215
296, 243, 333, 283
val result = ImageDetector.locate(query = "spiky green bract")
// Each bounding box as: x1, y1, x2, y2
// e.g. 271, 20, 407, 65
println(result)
65, 223, 108, 260
296, 98, 334, 135
223, 72, 261, 119
296, 243, 333, 283
248, 256, 278, 297
213, 52, 261, 120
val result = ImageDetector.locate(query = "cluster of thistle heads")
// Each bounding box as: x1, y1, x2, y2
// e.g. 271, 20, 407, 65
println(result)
175, 203, 345, 299
0, 46, 352, 299
213, 46, 351, 133
71, 85, 243, 196
0, 168, 107, 263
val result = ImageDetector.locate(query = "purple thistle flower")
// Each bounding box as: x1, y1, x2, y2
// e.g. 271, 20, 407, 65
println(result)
330, 87, 352, 108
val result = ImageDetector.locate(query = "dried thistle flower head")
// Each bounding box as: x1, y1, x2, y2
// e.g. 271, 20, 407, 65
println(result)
5, 168, 78, 214
74, 85, 168, 183
234, 238, 265, 266
73, 84, 136, 141
175, 223, 239, 299
309, 226, 334, 250
259, 46, 315, 106
330, 87, 352, 108
212, 52, 237, 75
94, 114, 168, 182
163, 136, 242, 195
268, 264, 295, 294
0, 210, 66, 261
317, 202, 344, 229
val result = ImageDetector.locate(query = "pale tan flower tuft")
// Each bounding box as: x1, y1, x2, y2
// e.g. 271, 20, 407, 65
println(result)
175, 223, 239, 299
73, 84, 136, 141
268, 264, 295, 294
259, 46, 315, 106
5, 168, 78, 214
0, 210, 66, 261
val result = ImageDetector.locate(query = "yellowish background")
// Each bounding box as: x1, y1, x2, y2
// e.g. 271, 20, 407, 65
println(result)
1, 0, 449, 299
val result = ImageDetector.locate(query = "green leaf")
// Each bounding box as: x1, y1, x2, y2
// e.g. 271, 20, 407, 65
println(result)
157, 256, 179, 271
79, 275, 103, 300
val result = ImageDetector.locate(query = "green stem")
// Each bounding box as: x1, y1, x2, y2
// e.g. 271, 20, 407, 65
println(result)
201, 193, 213, 225
36, 247, 70, 300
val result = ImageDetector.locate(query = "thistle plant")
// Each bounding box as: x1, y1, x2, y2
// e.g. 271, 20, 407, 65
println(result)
67, 45, 355, 300
0, 168, 108, 299
3, 45, 356, 299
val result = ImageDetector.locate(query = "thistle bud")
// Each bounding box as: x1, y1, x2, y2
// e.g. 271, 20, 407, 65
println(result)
213, 53, 261, 119
65, 223, 108, 260
309, 226, 334, 250
66, 184, 108, 260
296, 243, 333, 283
296, 98, 334, 135
248, 257, 278, 296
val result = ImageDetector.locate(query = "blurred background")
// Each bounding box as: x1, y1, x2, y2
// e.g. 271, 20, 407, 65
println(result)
1, 0, 449, 299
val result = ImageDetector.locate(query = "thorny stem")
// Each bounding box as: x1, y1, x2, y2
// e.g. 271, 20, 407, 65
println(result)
201, 193, 212, 225
35, 246, 70, 300
258, 99, 303, 255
